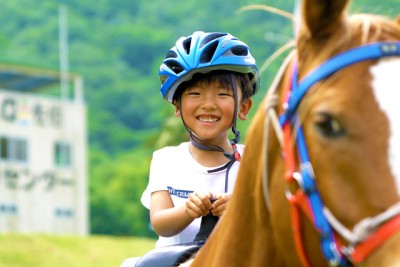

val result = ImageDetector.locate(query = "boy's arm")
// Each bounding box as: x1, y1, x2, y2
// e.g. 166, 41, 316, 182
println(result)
150, 190, 213, 237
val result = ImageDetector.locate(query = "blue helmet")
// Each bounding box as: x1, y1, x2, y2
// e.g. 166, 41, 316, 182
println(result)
159, 31, 260, 103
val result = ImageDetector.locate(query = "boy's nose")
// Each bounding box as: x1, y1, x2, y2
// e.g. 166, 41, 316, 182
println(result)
200, 95, 217, 110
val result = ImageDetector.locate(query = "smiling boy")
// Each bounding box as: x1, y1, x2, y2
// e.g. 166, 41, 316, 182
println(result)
141, 31, 260, 248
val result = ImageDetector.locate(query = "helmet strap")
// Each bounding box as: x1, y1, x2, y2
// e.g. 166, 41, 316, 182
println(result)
229, 74, 240, 143
228, 73, 241, 161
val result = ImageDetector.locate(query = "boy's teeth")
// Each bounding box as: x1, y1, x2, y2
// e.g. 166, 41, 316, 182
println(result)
199, 117, 218, 123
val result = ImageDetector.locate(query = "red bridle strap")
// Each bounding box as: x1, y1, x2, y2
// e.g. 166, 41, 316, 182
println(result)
281, 58, 313, 267
281, 58, 345, 266
283, 123, 312, 267
286, 189, 313, 267
350, 214, 400, 264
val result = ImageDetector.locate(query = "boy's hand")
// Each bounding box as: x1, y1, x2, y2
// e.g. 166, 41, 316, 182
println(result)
185, 191, 213, 219
211, 193, 232, 217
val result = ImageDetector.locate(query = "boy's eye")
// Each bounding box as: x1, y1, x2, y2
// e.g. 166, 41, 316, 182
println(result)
218, 89, 233, 96
187, 91, 200, 95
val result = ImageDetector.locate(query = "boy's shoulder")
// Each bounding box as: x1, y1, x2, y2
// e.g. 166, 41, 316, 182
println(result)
237, 143, 245, 154
153, 142, 189, 157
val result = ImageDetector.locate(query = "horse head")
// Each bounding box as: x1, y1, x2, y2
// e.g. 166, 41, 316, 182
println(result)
268, 0, 400, 266
189, 0, 400, 266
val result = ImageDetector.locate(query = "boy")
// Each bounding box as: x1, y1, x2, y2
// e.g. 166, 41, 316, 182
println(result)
142, 31, 260, 248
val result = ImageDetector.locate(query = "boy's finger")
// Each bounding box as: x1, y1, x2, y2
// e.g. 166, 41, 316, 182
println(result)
196, 192, 213, 209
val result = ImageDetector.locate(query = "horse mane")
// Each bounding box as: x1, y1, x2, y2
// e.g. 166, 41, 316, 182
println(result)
348, 14, 400, 44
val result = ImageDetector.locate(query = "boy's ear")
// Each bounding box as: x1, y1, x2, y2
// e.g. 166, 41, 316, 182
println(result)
173, 100, 181, 117
238, 98, 253, 120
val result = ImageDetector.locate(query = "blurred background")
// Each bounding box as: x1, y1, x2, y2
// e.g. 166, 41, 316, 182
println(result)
0, 0, 397, 266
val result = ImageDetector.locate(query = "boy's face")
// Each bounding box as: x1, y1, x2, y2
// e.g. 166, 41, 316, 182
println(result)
174, 80, 252, 144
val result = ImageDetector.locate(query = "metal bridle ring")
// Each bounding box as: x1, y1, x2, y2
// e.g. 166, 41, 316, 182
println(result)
285, 172, 303, 200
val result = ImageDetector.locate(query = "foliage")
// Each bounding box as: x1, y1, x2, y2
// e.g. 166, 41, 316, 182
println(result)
89, 148, 156, 237
0, 0, 397, 237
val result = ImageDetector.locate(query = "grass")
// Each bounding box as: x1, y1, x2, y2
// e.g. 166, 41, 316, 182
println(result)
0, 234, 156, 267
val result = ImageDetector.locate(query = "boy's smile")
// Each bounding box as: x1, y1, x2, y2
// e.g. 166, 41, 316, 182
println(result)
197, 115, 220, 124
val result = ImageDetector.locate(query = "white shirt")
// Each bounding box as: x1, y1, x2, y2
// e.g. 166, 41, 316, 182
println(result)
141, 142, 244, 248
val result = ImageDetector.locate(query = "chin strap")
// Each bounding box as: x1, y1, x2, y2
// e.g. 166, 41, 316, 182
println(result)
189, 132, 239, 161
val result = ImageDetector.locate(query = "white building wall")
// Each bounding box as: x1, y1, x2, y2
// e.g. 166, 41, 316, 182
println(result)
0, 89, 88, 235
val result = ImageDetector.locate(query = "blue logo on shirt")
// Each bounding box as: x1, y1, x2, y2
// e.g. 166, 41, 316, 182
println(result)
168, 186, 193, 199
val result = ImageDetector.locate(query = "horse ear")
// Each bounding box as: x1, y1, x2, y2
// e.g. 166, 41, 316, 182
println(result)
299, 0, 349, 38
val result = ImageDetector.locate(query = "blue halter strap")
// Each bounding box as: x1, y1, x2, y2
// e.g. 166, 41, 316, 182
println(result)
281, 42, 400, 124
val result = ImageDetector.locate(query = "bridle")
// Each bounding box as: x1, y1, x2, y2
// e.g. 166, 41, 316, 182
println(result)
264, 41, 400, 266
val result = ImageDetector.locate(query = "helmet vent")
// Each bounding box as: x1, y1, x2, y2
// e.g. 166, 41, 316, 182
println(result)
230, 45, 249, 56
200, 41, 219, 63
200, 33, 226, 48
182, 38, 192, 55
165, 60, 184, 74
166, 51, 178, 58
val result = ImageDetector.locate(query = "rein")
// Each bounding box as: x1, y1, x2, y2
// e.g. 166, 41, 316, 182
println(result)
264, 41, 400, 266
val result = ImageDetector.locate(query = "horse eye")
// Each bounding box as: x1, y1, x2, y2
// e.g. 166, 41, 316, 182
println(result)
314, 112, 345, 137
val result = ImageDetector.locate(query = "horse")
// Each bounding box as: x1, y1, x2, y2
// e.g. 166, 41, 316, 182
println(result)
183, 0, 400, 266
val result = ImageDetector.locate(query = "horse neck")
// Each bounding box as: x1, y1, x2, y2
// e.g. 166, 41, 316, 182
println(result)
190, 104, 284, 266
